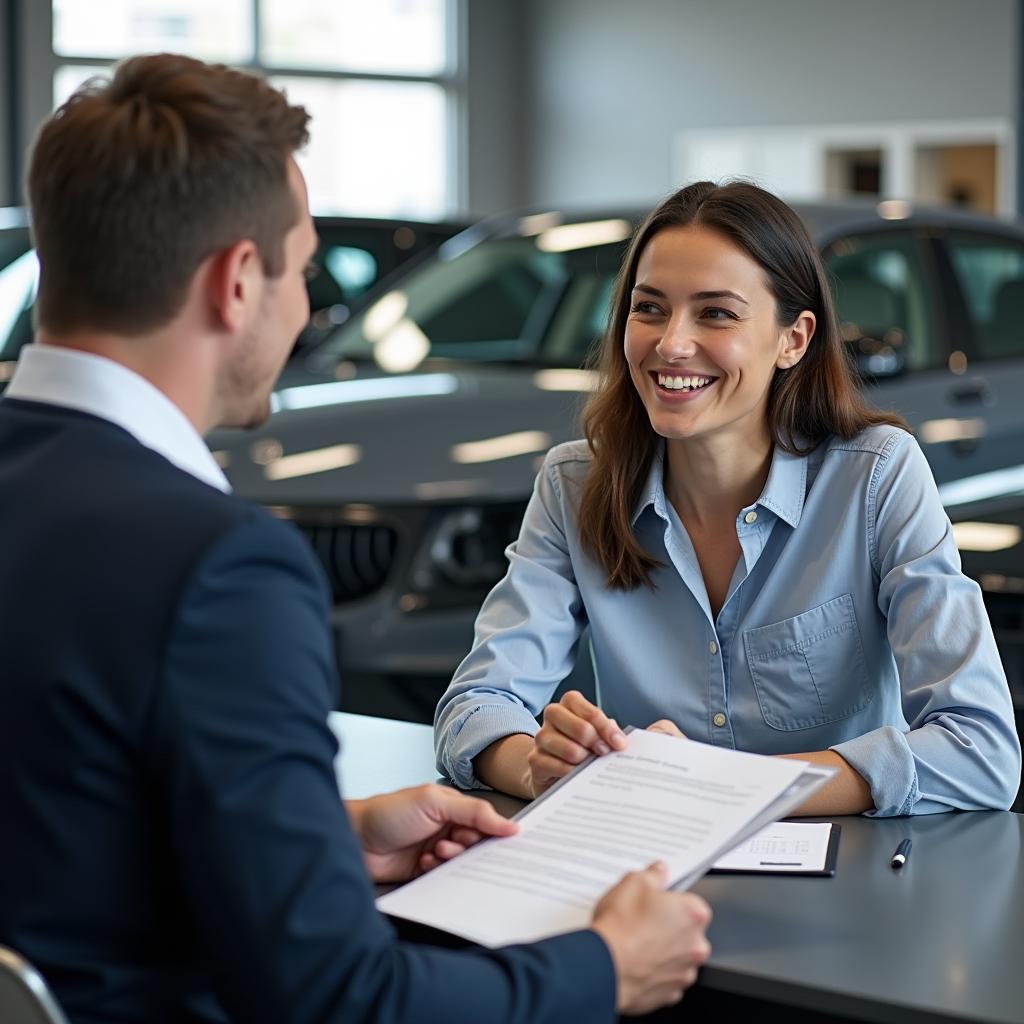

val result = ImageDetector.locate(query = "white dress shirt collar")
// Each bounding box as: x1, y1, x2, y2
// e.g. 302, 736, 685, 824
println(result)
6, 343, 230, 493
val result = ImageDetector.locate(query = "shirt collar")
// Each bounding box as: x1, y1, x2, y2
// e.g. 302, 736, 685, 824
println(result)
631, 438, 807, 528
632, 443, 668, 526
756, 443, 807, 527
6, 343, 231, 493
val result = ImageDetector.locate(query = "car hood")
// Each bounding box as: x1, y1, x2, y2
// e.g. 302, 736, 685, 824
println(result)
951, 498, 1024, 586
208, 364, 593, 505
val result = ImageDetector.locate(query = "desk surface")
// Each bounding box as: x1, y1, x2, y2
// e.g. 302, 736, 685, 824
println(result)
330, 711, 1024, 1024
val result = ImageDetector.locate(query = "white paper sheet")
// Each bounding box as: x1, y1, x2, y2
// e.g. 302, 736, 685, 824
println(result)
712, 821, 834, 872
376, 731, 829, 947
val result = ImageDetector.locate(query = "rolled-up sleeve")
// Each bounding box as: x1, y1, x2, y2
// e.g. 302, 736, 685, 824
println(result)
435, 450, 588, 789
831, 433, 1021, 815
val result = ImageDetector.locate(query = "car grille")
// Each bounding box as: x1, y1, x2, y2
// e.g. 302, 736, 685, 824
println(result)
297, 522, 398, 604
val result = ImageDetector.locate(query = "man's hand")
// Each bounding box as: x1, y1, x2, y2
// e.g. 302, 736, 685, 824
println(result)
592, 862, 712, 1015
527, 690, 628, 797
346, 784, 519, 883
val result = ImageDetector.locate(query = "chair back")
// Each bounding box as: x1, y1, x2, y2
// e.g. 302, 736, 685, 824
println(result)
0, 946, 70, 1024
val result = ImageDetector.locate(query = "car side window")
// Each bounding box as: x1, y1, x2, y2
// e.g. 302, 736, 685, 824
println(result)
418, 263, 548, 350
947, 233, 1024, 361
542, 243, 627, 365
322, 246, 378, 304
0, 232, 37, 365
822, 232, 941, 374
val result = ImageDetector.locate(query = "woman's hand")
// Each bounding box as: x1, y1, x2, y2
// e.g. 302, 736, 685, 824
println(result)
647, 719, 686, 739
527, 690, 628, 797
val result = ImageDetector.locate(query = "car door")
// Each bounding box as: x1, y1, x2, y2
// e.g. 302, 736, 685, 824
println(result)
820, 226, 988, 485
932, 229, 1024, 492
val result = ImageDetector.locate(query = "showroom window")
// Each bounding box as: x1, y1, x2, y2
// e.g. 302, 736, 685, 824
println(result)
49, 0, 457, 218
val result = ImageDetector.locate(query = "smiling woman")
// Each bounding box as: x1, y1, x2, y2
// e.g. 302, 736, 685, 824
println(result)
434, 181, 1022, 820
581, 182, 901, 591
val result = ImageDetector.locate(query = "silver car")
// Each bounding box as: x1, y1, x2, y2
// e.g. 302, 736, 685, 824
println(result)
0, 208, 467, 382
208, 200, 1024, 726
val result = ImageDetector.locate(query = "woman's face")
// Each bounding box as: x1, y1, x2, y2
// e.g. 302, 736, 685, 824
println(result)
624, 224, 812, 449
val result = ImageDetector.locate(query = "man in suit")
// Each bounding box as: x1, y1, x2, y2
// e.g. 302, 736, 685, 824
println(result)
0, 54, 711, 1023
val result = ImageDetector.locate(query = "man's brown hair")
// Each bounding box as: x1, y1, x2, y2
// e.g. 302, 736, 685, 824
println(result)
26, 53, 310, 335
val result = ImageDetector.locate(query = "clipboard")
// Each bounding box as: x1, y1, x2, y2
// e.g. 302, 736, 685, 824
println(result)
708, 821, 841, 877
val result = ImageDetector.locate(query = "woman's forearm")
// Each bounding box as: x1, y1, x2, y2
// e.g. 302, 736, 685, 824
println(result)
778, 749, 874, 815
472, 733, 536, 799
478, 734, 874, 812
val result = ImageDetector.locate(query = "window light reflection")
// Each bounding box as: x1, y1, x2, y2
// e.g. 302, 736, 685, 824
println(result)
536, 219, 632, 253
533, 368, 600, 392
518, 212, 562, 236
363, 290, 408, 341
919, 418, 986, 445
877, 200, 911, 220
374, 318, 431, 373
263, 443, 361, 481
451, 430, 550, 464
952, 522, 1022, 552
273, 373, 458, 412
938, 466, 1024, 507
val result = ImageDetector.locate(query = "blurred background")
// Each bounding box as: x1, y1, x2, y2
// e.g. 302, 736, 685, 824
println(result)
2, 3, 1024, 793
1, 0, 1019, 219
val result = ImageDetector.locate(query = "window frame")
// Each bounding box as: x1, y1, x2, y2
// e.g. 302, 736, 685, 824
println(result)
12, 0, 465, 215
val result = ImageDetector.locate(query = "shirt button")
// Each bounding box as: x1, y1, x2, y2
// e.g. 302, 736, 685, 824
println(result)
713, 712, 728, 727
744, 510, 758, 524
709, 641, 718, 655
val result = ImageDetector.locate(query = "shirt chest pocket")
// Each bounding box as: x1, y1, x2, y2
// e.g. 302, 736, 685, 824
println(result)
743, 594, 873, 731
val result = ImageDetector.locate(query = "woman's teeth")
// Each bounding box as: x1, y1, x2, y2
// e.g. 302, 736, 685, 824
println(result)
657, 373, 715, 391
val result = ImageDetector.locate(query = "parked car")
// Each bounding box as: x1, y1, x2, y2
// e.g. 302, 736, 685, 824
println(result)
0, 208, 468, 384
207, 199, 1024, 749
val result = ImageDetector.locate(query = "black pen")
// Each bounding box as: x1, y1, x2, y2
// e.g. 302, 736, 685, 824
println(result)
890, 838, 912, 869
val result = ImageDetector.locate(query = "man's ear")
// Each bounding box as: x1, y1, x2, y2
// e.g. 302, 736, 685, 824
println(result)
207, 239, 261, 333
777, 310, 816, 369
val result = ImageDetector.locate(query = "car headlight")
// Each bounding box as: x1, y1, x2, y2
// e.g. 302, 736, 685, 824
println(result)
404, 502, 527, 611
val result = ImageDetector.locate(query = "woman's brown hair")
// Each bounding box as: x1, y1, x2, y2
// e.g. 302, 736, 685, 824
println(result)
578, 180, 907, 590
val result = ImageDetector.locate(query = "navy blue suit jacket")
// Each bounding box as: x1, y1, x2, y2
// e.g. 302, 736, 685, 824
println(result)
0, 398, 615, 1024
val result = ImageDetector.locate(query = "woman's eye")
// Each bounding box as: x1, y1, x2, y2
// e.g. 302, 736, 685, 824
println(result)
630, 301, 662, 315
702, 307, 736, 321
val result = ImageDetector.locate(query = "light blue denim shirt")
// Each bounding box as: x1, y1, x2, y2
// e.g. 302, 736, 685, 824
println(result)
434, 426, 1021, 815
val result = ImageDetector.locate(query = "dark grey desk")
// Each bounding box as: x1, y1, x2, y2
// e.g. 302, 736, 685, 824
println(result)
330, 712, 1024, 1024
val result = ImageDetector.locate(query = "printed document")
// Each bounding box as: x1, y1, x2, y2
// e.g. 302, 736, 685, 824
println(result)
376, 730, 833, 946
712, 821, 837, 873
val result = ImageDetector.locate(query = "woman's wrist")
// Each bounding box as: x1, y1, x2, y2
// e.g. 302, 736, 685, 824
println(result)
473, 733, 536, 798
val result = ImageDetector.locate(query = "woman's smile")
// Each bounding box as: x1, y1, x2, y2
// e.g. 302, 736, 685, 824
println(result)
649, 370, 719, 401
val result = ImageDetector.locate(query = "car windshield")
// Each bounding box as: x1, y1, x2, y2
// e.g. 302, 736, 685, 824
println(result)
312, 232, 629, 372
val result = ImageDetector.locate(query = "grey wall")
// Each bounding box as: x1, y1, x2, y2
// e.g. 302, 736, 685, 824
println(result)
464, 0, 528, 215
522, 0, 1018, 209
0, 0, 11, 206
4, 0, 1018, 217
4, 0, 55, 209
